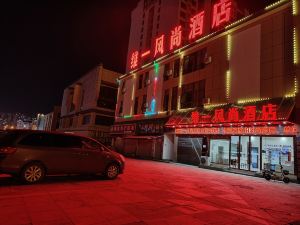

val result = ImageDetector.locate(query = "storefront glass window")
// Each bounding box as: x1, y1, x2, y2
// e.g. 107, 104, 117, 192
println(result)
250, 136, 260, 172
230, 136, 239, 169
240, 136, 249, 170
262, 137, 294, 174
210, 139, 230, 168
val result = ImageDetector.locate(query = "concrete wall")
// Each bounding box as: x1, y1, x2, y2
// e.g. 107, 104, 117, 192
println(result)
230, 25, 261, 101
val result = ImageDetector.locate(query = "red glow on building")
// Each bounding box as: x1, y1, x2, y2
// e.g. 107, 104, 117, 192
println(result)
141, 50, 151, 58
243, 106, 256, 121
170, 25, 182, 50
154, 35, 165, 57
212, 0, 232, 28
262, 104, 277, 120
130, 51, 139, 69
188, 11, 205, 40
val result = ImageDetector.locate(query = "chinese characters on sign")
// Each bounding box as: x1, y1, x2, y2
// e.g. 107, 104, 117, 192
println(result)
189, 11, 205, 40
154, 35, 165, 57
129, 0, 233, 69
190, 104, 278, 124
130, 51, 139, 69
170, 26, 182, 50
212, 0, 233, 28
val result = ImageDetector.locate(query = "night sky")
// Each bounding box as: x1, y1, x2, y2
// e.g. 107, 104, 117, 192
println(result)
0, 0, 276, 115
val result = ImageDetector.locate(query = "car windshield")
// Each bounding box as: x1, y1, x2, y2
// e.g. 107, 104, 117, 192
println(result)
0, 131, 23, 147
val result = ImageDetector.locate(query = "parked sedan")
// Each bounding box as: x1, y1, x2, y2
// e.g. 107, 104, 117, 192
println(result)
0, 130, 125, 184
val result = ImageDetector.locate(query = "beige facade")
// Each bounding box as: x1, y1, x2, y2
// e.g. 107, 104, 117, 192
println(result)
117, 1, 297, 121
44, 106, 61, 131
113, 0, 300, 180
59, 64, 121, 144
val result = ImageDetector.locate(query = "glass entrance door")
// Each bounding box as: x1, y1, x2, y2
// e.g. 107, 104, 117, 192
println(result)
240, 136, 250, 170
230, 136, 239, 169
250, 136, 260, 172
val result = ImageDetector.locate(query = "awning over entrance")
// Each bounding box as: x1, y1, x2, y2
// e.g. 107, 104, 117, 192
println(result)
166, 97, 295, 128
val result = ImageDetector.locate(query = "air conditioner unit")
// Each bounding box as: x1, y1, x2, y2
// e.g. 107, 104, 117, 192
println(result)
204, 56, 212, 65
167, 69, 173, 76
200, 156, 210, 166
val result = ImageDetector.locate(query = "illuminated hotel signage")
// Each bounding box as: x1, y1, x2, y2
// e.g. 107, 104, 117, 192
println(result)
175, 125, 297, 135
191, 103, 278, 124
130, 0, 234, 70
166, 97, 295, 128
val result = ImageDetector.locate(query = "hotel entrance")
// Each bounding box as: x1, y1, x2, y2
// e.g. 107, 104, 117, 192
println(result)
229, 136, 261, 172
210, 136, 262, 172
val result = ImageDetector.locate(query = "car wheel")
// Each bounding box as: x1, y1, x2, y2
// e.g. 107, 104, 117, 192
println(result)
105, 163, 119, 179
21, 162, 45, 184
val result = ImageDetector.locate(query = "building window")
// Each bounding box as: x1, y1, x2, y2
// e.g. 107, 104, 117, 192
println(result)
210, 139, 230, 166
138, 74, 143, 89
262, 136, 294, 174
173, 58, 180, 78
144, 72, 150, 87
134, 97, 139, 115
163, 63, 171, 81
95, 115, 114, 126
98, 85, 117, 110
171, 86, 178, 110
163, 89, 169, 111
141, 95, 147, 113
82, 115, 91, 125
183, 48, 207, 74
181, 80, 205, 108
80, 90, 85, 108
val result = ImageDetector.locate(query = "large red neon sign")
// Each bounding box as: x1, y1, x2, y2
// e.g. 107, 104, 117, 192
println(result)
261, 104, 277, 120
212, 0, 233, 28
154, 35, 165, 57
130, 0, 234, 69
189, 11, 205, 40
243, 106, 256, 121
130, 51, 139, 69
191, 104, 279, 125
227, 107, 239, 122
170, 26, 182, 50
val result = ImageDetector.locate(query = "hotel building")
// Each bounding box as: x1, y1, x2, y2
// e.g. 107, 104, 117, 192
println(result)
112, 0, 300, 181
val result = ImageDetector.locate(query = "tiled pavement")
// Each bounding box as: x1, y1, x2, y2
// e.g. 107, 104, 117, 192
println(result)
0, 158, 300, 225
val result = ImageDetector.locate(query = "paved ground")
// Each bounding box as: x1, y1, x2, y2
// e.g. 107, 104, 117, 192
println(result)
0, 158, 300, 225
